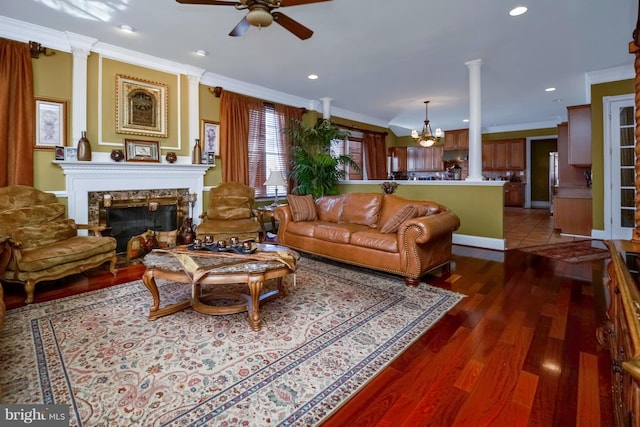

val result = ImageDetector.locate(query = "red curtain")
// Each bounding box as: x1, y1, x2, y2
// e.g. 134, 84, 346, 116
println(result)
363, 131, 388, 180
0, 38, 34, 186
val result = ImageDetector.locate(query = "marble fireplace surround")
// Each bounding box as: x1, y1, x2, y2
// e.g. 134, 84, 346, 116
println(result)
55, 162, 211, 229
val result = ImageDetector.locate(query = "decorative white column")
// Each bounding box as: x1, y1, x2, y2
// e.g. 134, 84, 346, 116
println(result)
465, 59, 483, 181
320, 97, 333, 119
187, 74, 202, 148
66, 32, 97, 145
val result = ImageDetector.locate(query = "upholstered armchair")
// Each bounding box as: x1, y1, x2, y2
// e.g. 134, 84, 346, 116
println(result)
0, 185, 117, 304
196, 182, 261, 242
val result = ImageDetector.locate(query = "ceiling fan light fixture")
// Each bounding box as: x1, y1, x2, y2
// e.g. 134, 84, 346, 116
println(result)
246, 6, 274, 27
411, 100, 442, 147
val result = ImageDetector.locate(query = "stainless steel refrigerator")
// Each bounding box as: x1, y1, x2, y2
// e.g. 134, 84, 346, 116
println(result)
549, 152, 558, 214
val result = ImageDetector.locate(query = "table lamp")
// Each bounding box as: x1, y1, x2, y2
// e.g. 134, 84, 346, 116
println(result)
263, 170, 286, 206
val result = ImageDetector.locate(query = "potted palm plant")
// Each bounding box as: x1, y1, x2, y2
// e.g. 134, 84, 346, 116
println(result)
284, 118, 361, 198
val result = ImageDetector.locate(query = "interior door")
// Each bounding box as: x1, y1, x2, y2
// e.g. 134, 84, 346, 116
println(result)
606, 95, 635, 240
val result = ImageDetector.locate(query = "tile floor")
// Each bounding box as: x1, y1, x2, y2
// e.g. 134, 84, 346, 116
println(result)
504, 207, 589, 250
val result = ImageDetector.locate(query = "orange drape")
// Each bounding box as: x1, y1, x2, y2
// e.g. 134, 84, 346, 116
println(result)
0, 38, 34, 186
220, 91, 252, 184
220, 90, 303, 186
363, 131, 388, 180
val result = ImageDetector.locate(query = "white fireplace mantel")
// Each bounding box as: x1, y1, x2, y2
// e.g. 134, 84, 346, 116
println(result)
55, 161, 211, 225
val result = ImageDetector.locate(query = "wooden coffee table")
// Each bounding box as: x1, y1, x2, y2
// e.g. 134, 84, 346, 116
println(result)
141, 243, 298, 331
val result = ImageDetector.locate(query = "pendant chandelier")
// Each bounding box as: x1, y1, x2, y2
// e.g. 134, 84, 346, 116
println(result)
411, 100, 443, 147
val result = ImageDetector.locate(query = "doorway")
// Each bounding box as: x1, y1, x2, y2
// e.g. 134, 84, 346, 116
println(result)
604, 94, 635, 240
526, 137, 558, 209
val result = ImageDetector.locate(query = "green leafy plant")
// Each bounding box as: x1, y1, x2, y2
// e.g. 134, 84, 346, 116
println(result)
285, 119, 361, 198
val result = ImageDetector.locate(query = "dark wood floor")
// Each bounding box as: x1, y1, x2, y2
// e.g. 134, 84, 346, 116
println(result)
1, 244, 614, 426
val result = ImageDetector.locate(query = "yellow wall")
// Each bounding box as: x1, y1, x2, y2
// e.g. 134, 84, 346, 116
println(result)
591, 79, 634, 230
32, 49, 72, 191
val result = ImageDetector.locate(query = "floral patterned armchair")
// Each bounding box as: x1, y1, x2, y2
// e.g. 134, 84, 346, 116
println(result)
0, 185, 117, 304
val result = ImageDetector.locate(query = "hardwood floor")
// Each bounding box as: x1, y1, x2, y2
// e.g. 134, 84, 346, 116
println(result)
1, 210, 614, 426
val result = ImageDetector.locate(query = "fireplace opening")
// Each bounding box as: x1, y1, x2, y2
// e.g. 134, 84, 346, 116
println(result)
108, 203, 178, 253
89, 189, 189, 255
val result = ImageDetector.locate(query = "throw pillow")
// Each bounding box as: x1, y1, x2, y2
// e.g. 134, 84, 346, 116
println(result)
380, 205, 418, 234
287, 194, 317, 222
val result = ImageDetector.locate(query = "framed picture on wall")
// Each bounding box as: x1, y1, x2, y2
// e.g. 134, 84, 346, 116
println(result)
116, 74, 168, 138
200, 120, 219, 156
34, 97, 67, 149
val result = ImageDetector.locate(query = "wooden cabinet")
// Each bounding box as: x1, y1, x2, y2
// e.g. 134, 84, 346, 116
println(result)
504, 183, 524, 207
507, 139, 525, 170
598, 241, 640, 427
425, 145, 444, 171
389, 147, 407, 172
406, 146, 444, 172
567, 104, 591, 166
553, 188, 592, 236
482, 139, 525, 171
444, 129, 469, 151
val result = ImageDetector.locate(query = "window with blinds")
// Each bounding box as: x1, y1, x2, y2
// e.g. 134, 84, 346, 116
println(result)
248, 103, 288, 198
335, 128, 364, 180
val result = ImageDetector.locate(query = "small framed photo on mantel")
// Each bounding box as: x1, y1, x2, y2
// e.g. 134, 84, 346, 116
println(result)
124, 139, 161, 163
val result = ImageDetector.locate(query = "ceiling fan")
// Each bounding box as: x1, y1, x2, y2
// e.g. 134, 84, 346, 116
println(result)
175, 0, 331, 40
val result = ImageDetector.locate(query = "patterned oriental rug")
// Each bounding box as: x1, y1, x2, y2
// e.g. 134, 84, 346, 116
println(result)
516, 240, 610, 263
0, 257, 463, 426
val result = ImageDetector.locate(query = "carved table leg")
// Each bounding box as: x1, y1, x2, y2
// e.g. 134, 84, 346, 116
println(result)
246, 274, 265, 331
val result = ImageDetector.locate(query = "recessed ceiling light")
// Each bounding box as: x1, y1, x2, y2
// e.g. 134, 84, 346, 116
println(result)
509, 6, 528, 16
545, 87, 556, 92
119, 24, 135, 33
463, 119, 470, 123
195, 49, 208, 56
307, 74, 318, 80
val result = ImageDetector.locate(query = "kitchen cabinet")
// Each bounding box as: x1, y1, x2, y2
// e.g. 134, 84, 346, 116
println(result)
504, 182, 524, 207
407, 146, 444, 172
444, 128, 469, 151
553, 187, 592, 236
482, 138, 525, 171
389, 147, 407, 172
567, 104, 591, 166
426, 145, 444, 171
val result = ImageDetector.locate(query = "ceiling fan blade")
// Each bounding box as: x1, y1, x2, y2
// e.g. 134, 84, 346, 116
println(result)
272, 12, 313, 40
280, 0, 331, 7
229, 17, 251, 37
176, 0, 237, 5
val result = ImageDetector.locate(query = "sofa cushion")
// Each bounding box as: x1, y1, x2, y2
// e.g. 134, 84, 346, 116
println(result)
11, 236, 116, 272
207, 196, 251, 220
380, 205, 419, 234
0, 203, 66, 230
287, 194, 317, 222
314, 223, 369, 244
316, 195, 345, 223
11, 218, 78, 250
285, 221, 317, 238
350, 230, 399, 253
340, 193, 383, 227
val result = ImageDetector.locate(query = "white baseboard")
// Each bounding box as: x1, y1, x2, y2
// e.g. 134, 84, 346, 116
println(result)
453, 233, 505, 251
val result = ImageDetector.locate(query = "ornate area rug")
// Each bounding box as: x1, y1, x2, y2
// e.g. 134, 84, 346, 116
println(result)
0, 257, 463, 426
516, 240, 610, 263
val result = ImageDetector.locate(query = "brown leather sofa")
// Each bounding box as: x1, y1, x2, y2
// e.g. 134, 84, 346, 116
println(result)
0, 185, 117, 303
275, 193, 460, 286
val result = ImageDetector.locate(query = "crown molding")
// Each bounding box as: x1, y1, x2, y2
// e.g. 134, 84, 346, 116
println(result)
0, 15, 71, 52
1, 14, 390, 130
